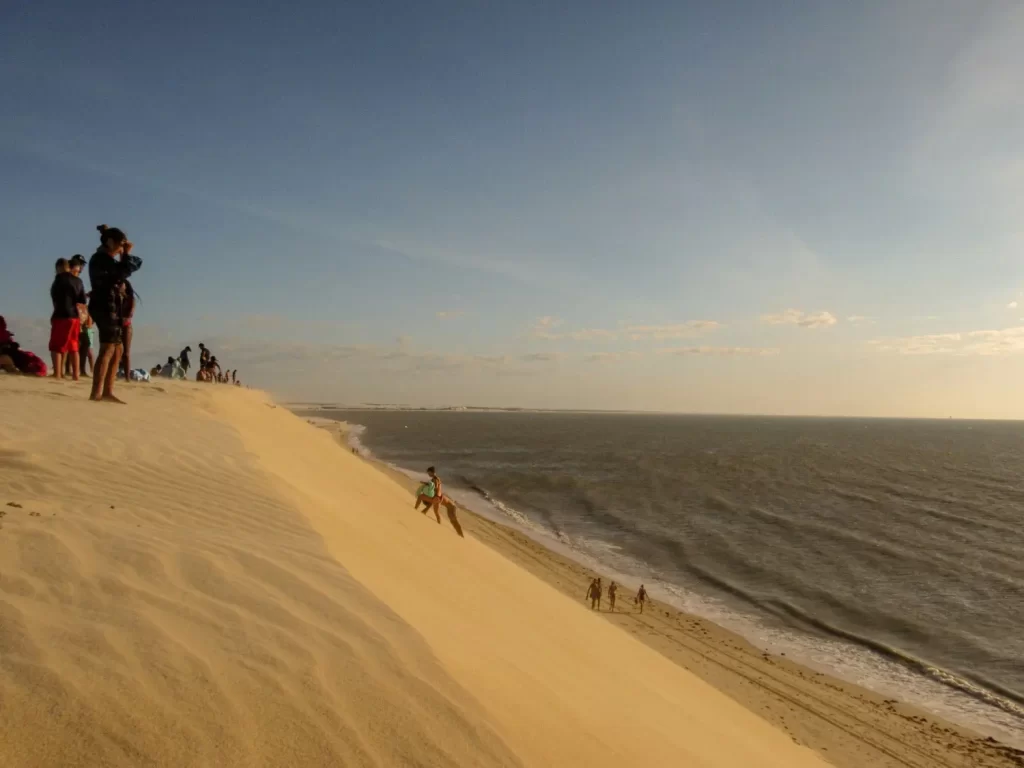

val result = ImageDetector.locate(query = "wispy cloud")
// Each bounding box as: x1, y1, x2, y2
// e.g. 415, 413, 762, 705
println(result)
520, 352, 560, 363
846, 315, 874, 326
1008, 302, 1018, 310
436, 310, 466, 319
530, 316, 564, 340
584, 351, 643, 364
869, 326, 1024, 356
760, 309, 838, 329
624, 321, 721, 340
657, 346, 780, 357
531, 317, 720, 342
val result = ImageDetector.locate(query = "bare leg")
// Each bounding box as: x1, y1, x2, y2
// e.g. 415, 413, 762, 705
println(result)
51, 351, 64, 379
120, 325, 133, 382
430, 497, 442, 523
103, 345, 124, 402
70, 349, 80, 381
90, 344, 115, 400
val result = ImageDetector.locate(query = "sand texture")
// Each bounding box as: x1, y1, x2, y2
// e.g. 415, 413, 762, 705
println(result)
0, 376, 911, 766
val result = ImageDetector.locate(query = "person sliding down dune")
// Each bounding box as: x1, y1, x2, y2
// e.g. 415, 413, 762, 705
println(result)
414, 466, 464, 537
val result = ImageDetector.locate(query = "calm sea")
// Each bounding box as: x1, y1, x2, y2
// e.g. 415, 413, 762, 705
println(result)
307, 410, 1024, 744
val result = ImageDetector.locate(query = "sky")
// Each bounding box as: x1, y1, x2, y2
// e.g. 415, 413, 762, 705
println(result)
2, 0, 1023, 416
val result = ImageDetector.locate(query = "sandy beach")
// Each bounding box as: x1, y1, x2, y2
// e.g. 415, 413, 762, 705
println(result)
0, 377, 1019, 767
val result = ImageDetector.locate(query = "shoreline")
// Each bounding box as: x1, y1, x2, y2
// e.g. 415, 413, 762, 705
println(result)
305, 415, 1024, 768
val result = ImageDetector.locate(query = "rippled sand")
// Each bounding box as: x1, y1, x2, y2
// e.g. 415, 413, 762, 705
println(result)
0, 376, 831, 767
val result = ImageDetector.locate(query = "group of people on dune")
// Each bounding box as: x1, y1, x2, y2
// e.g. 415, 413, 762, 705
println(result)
152, 343, 241, 385
42, 224, 143, 402
0, 224, 243, 398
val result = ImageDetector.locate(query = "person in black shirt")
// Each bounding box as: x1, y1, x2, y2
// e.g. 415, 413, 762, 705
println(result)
49, 257, 87, 381
88, 224, 142, 403
179, 346, 192, 373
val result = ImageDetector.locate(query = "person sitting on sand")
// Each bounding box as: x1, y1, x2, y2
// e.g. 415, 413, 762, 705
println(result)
415, 467, 443, 522
635, 584, 648, 614
608, 581, 617, 612
88, 224, 142, 403
49, 257, 87, 381
159, 356, 184, 379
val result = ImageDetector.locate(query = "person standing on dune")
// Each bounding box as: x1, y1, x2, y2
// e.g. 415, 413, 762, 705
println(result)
586, 578, 602, 610
608, 581, 617, 612
119, 278, 137, 383
49, 257, 86, 381
88, 224, 142, 403
178, 345, 192, 374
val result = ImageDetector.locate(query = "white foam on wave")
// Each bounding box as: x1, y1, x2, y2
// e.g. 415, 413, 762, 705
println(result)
444, 483, 1024, 747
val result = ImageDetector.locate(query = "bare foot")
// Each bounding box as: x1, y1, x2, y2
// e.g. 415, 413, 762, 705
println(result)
101, 394, 126, 404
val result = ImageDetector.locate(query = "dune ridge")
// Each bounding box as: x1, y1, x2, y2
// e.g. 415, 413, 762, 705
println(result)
0, 376, 829, 767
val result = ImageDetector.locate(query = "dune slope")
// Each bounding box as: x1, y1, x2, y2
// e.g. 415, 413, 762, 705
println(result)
0, 377, 829, 767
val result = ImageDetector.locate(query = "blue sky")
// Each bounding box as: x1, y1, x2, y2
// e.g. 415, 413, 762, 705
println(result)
3, 1, 1024, 415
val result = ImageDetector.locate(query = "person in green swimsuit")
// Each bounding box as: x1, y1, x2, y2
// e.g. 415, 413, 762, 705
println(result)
414, 467, 465, 537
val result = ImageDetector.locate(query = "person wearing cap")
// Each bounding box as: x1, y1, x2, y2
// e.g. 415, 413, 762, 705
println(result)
88, 224, 142, 403
178, 345, 192, 374
49, 257, 87, 380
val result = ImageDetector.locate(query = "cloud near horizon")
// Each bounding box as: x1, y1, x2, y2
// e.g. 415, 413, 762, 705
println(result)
657, 346, 780, 357
760, 309, 838, 328
584, 351, 643, 364
869, 326, 1024, 356
531, 317, 721, 342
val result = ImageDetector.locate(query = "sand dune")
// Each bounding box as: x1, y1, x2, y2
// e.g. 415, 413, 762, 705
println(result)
0, 376, 829, 767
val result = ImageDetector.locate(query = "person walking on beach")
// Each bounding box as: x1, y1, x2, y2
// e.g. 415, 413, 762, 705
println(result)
88, 224, 142, 403
635, 584, 648, 614
586, 578, 603, 610
608, 581, 617, 612
49, 257, 87, 380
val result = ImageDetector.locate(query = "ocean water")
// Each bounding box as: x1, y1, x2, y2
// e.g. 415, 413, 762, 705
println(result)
308, 410, 1024, 745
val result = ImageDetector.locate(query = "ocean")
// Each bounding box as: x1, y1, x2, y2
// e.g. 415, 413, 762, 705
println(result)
308, 410, 1024, 745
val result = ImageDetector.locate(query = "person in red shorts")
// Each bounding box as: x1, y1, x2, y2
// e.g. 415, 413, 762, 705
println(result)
49, 257, 87, 381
